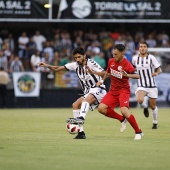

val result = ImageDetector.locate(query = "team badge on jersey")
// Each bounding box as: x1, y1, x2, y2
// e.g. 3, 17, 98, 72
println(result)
118, 66, 122, 71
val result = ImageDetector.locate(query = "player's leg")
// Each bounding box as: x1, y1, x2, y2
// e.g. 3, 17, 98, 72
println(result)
149, 98, 158, 129
72, 97, 83, 118
66, 97, 86, 139
98, 92, 126, 132
72, 94, 97, 139
121, 107, 143, 140
73, 87, 107, 123
148, 87, 158, 129
79, 94, 96, 119
70, 88, 105, 139
98, 93, 125, 121
136, 90, 149, 117
120, 92, 143, 140
67, 97, 83, 122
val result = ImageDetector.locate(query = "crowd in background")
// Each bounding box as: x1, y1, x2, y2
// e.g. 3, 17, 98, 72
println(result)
0, 26, 170, 89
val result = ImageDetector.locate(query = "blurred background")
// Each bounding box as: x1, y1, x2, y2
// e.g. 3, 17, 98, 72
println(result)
0, 0, 170, 108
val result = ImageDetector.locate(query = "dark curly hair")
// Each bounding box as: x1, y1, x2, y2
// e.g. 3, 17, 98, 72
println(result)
72, 47, 85, 56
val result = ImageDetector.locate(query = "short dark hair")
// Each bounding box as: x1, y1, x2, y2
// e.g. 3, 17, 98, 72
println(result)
140, 41, 149, 47
114, 44, 125, 52
72, 47, 85, 56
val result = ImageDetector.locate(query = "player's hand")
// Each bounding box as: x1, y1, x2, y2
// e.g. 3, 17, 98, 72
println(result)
38, 62, 48, 67
121, 70, 129, 77
96, 81, 103, 87
152, 73, 158, 77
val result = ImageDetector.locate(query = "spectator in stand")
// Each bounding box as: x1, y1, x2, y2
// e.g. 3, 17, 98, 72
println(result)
33, 30, 46, 52
92, 47, 106, 69
30, 50, 41, 72
2, 41, 12, 62
26, 36, 37, 60
60, 31, 72, 50
10, 55, 24, 72
40, 52, 51, 88
43, 41, 54, 63
0, 67, 10, 108
0, 35, 3, 50
59, 50, 70, 66
54, 33, 61, 52
0, 50, 8, 72
73, 36, 83, 48
51, 51, 60, 66
161, 30, 169, 47
126, 35, 135, 55
115, 35, 126, 45
146, 33, 157, 48
18, 32, 29, 59
157, 30, 170, 47
5, 33, 15, 53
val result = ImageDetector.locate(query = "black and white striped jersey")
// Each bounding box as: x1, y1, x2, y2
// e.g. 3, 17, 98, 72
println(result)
132, 54, 161, 88
64, 59, 105, 94
0, 56, 7, 70
10, 60, 23, 72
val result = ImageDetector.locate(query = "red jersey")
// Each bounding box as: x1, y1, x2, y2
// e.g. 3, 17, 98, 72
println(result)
107, 58, 136, 95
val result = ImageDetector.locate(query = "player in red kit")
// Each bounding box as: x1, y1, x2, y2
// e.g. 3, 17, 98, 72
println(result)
98, 44, 143, 140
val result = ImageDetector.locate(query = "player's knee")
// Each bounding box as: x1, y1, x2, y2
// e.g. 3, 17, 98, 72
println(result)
150, 104, 156, 110
98, 104, 106, 115
137, 98, 143, 105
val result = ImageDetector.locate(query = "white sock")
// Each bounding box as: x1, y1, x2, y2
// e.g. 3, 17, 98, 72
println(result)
73, 109, 80, 118
79, 124, 84, 132
152, 107, 158, 124
79, 102, 90, 119
73, 109, 84, 132
141, 96, 149, 108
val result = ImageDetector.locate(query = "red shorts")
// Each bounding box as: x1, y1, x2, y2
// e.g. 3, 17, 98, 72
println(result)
101, 91, 130, 109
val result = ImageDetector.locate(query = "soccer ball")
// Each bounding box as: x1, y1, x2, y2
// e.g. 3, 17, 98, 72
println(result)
66, 123, 80, 134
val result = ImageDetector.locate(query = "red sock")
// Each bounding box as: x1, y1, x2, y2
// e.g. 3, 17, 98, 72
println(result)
105, 107, 124, 122
127, 114, 141, 133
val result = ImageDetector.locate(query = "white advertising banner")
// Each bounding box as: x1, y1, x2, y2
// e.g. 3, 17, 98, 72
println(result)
13, 72, 41, 97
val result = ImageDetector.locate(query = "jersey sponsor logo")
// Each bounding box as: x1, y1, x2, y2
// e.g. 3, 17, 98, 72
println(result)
110, 69, 122, 79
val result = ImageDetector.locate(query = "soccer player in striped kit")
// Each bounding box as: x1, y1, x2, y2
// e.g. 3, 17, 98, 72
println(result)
132, 42, 162, 129
39, 47, 109, 139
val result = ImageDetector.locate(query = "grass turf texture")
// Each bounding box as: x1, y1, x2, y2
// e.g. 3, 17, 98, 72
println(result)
0, 108, 169, 170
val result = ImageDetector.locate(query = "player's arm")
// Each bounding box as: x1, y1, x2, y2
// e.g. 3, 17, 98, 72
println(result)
96, 71, 110, 86
152, 67, 162, 77
86, 66, 106, 78
38, 62, 66, 72
121, 70, 139, 79
92, 70, 106, 78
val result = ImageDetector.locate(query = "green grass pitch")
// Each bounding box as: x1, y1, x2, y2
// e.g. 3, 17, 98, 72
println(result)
0, 108, 170, 170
